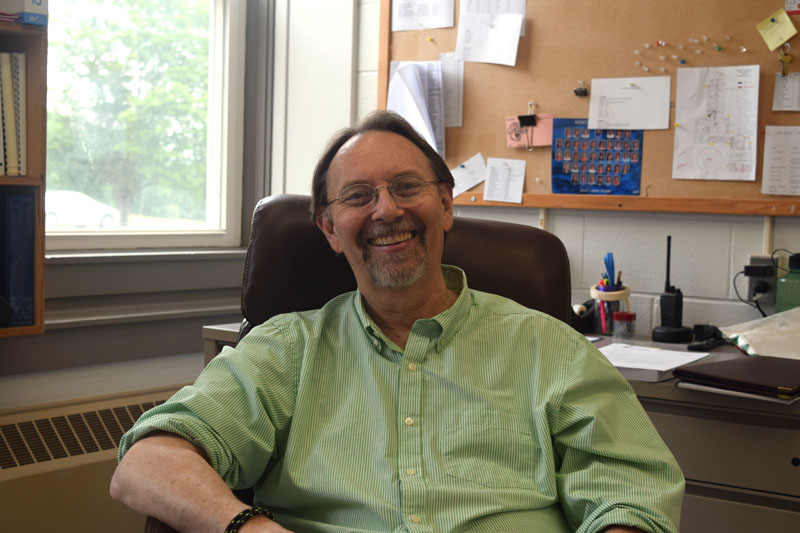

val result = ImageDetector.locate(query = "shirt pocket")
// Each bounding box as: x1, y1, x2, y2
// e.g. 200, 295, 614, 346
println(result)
441, 409, 535, 489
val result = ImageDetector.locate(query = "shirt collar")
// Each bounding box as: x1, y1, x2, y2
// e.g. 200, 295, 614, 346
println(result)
352, 265, 471, 353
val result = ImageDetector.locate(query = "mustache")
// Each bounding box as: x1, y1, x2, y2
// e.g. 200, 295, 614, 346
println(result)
359, 217, 424, 243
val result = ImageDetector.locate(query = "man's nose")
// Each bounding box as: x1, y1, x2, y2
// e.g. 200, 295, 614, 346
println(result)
371, 187, 404, 221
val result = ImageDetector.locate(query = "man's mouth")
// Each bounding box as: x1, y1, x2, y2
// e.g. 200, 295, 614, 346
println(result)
368, 231, 416, 246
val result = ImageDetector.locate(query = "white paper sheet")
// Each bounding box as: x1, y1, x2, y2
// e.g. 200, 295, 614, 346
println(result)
451, 153, 486, 197
772, 72, 800, 111
455, 12, 523, 66
588, 76, 670, 130
391, 0, 454, 31
599, 344, 708, 372
440, 52, 464, 127
387, 61, 446, 157
761, 126, 800, 196
484, 157, 525, 203
463, 0, 526, 36
672, 65, 760, 181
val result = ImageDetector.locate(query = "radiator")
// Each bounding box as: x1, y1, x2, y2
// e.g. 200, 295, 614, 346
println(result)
0, 385, 183, 531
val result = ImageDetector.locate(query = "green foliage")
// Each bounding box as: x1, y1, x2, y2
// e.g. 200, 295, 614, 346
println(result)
46, 0, 210, 224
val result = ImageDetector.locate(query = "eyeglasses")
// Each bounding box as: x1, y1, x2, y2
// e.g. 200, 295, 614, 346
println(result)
327, 175, 441, 209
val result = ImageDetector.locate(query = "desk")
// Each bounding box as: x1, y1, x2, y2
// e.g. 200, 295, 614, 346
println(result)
201, 326, 800, 531
202, 322, 239, 365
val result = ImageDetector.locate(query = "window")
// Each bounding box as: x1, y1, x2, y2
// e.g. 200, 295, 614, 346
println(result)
45, 0, 245, 250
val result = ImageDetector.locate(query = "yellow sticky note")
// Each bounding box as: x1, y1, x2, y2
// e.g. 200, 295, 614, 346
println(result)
757, 8, 798, 51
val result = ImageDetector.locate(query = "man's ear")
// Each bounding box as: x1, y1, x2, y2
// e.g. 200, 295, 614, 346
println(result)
316, 213, 342, 253
440, 183, 454, 232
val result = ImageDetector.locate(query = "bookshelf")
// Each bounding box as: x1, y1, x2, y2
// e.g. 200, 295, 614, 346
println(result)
0, 21, 46, 337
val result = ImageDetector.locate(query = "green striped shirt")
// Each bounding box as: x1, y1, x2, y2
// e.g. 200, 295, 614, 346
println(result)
119, 266, 683, 533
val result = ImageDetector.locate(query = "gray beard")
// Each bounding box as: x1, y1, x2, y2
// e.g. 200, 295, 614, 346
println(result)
365, 246, 428, 289
362, 224, 428, 289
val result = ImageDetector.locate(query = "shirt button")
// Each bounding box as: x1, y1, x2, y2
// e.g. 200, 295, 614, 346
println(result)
406, 468, 416, 476
407, 362, 417, 371
404, 417, 414, 426
372, 339, 380, 348
411, 514, 421, 524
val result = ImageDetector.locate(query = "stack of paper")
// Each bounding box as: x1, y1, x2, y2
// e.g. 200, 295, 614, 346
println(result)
598, 343, 709, 382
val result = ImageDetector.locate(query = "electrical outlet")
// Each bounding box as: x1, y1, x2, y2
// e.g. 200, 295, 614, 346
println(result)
745, 255, 777, 303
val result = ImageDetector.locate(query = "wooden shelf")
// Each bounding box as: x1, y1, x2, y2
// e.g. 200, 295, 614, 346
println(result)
454, 193, 800, 216
0, 22, 47, 337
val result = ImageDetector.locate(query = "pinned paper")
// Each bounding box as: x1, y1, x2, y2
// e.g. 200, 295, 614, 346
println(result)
455, 12, 523, 66
391, 0, 454, 31
387, 61, 446, 157
451, 153, 486, 197
761, 126, 800, 196
484, 158, 525, 203
505, 113, 554, 148
757, 8, 797, 52
588, 77, 671, 130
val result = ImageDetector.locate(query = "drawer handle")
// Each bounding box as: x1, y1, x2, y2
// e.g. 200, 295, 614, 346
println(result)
792, 457, 800, 467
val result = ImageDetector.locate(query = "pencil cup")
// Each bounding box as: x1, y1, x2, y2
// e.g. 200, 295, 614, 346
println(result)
590, 284, 631, 336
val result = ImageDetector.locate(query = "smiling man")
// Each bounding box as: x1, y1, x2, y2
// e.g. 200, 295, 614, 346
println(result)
111, 111, 684, 533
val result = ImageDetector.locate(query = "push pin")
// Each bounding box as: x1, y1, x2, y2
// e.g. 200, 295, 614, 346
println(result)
573, 80, 589, 96
426, 36, 434, 42
740, 45, 747, 53
657, 40, 667, 47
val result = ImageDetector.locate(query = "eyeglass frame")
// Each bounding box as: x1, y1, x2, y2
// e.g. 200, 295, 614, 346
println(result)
324, 175, 442, 211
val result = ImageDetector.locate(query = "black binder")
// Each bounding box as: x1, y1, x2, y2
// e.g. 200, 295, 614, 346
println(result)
673, 356, 800, 399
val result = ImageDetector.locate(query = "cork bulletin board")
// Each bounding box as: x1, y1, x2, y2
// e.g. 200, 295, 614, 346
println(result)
377, 0, 800, 216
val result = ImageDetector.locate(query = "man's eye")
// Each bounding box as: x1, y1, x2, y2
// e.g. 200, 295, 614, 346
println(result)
343, 189, 373, 203
393, 180, 423, 194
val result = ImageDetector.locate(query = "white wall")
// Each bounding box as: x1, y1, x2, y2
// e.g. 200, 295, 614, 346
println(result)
289, 0, 800, 332
271, 0, 357, 196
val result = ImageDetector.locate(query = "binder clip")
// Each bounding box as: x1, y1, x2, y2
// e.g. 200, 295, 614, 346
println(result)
517, 101, 537, 151
573, 80, 588, 97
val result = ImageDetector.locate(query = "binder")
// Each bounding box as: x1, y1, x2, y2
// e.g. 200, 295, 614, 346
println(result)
11, 52, 25, 175
0, 52, 18, 176
673, 355, 800, 400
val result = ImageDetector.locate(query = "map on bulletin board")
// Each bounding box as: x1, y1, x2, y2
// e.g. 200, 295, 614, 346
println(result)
551, 119, 643, 196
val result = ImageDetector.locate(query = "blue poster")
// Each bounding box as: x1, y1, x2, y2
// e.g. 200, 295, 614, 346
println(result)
551, 118, 642, 195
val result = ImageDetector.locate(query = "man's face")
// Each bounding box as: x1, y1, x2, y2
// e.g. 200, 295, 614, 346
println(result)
316, 131, 453, 291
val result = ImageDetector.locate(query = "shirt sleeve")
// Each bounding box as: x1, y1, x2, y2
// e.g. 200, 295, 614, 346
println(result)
117, 314, 300, 490
550, 334, 685, 533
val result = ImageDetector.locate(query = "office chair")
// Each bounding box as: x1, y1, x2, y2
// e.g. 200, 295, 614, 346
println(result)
143, 193, 571, 532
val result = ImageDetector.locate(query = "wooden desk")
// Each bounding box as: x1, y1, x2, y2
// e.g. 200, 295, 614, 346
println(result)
201, 326, 800, 530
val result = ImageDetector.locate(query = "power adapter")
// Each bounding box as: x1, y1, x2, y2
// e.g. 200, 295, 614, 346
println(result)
744, 264, 775, 278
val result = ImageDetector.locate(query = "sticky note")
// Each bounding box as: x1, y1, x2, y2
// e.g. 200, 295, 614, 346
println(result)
757, 8, 797, 51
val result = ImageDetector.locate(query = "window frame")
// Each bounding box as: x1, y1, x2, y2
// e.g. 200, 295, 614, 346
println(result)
45, 0, 246, 251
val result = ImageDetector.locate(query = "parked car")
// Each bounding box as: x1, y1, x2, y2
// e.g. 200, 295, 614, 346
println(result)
45, 190, 121, 228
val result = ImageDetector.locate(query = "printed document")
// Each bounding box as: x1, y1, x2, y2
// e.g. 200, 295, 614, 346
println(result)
484, 158, 525, 203
772, 72, 800, 111
761, 126, 800, 196
672, 65, 759, 181
588, 76, 671, 130
440, 52, 464, 127
387, 61, 446, 157
463, 0, 526, 36
391, 0, 454, 31
451, 153, 486, 197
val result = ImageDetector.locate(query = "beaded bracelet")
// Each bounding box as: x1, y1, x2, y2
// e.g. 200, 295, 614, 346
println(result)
224, 506, 276, 533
